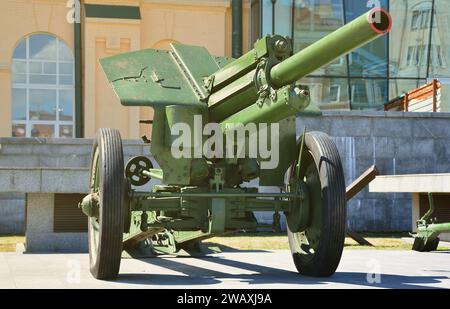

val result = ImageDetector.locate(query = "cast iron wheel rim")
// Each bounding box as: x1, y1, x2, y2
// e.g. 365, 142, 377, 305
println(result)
123, 177, 132, 234
87, 128, 125, 280
288, 150, 322, 261
125, 156, 153, 186
287, 131, 346, 277
88, 148, 100, 263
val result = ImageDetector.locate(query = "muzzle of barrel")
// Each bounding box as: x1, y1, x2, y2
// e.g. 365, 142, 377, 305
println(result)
269, 8, 392, 88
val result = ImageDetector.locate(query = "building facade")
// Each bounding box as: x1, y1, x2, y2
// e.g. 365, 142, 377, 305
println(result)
251, 0, 450, 111
0, 0, 251, 140
2, 0, 449, 140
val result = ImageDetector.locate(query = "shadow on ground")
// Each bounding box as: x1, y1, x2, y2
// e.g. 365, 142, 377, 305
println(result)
114, 253, 449, 289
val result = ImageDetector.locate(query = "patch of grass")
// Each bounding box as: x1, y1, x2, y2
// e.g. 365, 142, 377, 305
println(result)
205, 233, 289, 251
344, 236, 411, 250
0, 236, 25, 252
203, 232, 450, 251
1, 233, 448, 253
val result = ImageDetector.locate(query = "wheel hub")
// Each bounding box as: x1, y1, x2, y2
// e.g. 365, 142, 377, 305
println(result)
79, 193, 99, 218
286, 181, 310, 232
125, 156, 153, 186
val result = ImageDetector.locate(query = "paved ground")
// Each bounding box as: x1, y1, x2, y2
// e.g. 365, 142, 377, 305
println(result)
1, 249, 449, 289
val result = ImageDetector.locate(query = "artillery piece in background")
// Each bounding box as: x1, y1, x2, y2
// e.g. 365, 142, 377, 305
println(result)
80, 8, 392, 280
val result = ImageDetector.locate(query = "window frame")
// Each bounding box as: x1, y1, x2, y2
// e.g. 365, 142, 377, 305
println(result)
411, 10, 420, 30
329, 84, 341, 103
11, 34, 75, 138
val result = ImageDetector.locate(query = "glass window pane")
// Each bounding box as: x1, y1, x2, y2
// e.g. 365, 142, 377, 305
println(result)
44, 62, 57, 74
13, 74, 27, 84
31, 124, 54, 138
29, 62, 42, 74
12, 124, 26, 137
293, 0, 347, 76
59, 90, 74, 121
389, 79, 428, 100
29, 89, 56, 120
422, 10, 431, 28
350, 79, 388, 110
59, 40, 73, 61
59, 62, 73, 75
261, 0, 274, 36
12, 60, 26, 74
412, 11, 420, 30
30, 74, 56, 85
389, 1, 432, 78
29, 61, 57, 84
59, 125, 74, 138
12, 89, 27, 121
29, 34, 57, 60
13, 40, 27, 59
274, 0, 292, 37
59, 75, 73, 85
300, 77, 350, 110
427, 0, 450, 77
438, 81, 450, 112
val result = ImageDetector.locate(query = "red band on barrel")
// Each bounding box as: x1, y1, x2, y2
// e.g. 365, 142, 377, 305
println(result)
368, 8, 392, 34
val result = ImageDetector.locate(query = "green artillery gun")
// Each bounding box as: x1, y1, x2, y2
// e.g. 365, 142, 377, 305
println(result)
412, 193, 450, 252
80, 8, 392, 280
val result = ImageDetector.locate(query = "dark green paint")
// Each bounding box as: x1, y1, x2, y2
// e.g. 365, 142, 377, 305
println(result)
232, 0, 243, 58
74, 13, 83, 137
412, 193, 450, 251
84, 4, 141, 20
88, 9, 392, 261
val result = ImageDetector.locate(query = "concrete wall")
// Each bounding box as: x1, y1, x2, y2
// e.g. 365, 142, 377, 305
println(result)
0, 137, 151, 235
298, 111, 450, 231
0, 193, 24, 235
26, 193, 87, 252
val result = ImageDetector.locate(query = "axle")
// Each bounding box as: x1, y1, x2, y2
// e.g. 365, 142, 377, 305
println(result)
80, 189, 304, 216
417, 222, 450, 235
80, 186, 306, 232
132, 191, 297, 199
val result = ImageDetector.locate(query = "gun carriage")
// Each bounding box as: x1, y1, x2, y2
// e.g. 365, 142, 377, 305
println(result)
79, 8, 392, 279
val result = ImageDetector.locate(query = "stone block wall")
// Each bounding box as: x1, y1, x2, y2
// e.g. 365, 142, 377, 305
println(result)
298, 111, 450, 231
0, 138, 151, 235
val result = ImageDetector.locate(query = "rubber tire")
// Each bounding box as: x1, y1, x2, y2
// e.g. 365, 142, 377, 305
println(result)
89, 128, 125, 280
412, 237, 440, 252
423, 237, 440, 251
288, 131, 346, 277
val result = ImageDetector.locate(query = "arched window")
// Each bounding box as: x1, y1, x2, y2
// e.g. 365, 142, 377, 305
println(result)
12, 34, 74, 138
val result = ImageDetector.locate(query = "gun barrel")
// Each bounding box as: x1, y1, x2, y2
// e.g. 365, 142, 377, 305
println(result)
270, 8, 392, 88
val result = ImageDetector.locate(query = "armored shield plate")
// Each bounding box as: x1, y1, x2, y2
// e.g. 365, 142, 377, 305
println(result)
100, 44, 233, 107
